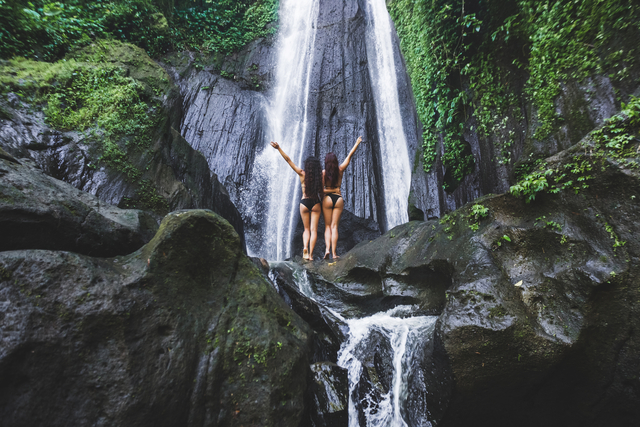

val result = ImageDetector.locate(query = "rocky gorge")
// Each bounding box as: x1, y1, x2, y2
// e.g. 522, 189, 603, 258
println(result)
2, 0, 640, 426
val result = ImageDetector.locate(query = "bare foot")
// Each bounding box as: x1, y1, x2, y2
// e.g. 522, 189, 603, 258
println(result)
323, 252, 330, 260
303, 248, 310, 260
333, 254, 340, 259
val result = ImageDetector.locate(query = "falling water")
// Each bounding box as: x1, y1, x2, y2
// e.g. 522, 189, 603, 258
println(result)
246, 0, 319, 260
286, 264, 436, 426
365, 0, 412, 229
338, 307, 437, 427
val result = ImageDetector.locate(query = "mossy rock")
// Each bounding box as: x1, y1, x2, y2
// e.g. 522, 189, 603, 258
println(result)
68, 40, 173, 96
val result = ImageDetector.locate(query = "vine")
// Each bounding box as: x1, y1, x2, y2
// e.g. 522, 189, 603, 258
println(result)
388, 0, 640, 187
388, 0, 479, 184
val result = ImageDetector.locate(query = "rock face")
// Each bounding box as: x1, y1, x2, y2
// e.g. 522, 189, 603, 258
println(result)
306, 362, 349, 427
289, 128, 640, 425
393, 0, 640, 220
169, 0, 424, 245
0, 210, 311, 427
0, 42, 245, 245
0, 158, 157, 256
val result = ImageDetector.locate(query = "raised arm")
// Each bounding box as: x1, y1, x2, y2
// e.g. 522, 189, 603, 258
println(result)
339, 136, 363, 171
270, 141, 303, 176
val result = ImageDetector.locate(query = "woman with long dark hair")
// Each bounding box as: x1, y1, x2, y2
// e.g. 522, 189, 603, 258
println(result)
270, 141, 323, 260
322, 136, 363, 259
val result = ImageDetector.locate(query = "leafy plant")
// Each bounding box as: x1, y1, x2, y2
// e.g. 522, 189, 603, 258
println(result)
388, 0, 640, 188
467, 203, 489, 231
510, 96, 640, 202
0, 0, 279, 60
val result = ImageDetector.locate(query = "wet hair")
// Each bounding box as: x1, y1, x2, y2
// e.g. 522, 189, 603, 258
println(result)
324, 152, 339, 188
304, 156, 323, 200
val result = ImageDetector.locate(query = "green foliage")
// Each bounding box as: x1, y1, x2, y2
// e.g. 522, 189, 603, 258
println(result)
388, 0, 477, 184
519, 0, 639, 140
511, 96, 640, 202
0, 0, 103, 60
467, 203, 489, 231
0, 51, 169, 212
389, 0, 640, 185
170, 0, 278, 54
604, 222, 626, 250
0, 0, 279, 60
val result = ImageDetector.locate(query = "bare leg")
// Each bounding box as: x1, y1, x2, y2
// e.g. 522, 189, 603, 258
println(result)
330, 197, 344, 258
322, 196, 333, 259
309, 202, 321, 260
300, 204, 311, 260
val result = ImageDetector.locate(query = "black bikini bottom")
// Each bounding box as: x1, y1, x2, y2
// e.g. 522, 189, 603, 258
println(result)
326, 193, 343, 208
300, 198, 320, 210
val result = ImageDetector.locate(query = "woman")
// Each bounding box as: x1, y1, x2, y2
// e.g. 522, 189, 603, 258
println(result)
270, 141, 323, 261
322, 136, 363, 260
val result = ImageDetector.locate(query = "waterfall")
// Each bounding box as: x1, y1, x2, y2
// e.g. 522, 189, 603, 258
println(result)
364, 0, 412, 229
247, 0, 412, 258
288, 265, 436, 426
337, 307, 437, 427
246, 0, 319, 260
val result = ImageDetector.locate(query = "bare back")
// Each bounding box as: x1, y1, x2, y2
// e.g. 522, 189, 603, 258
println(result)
323, 169, 344, 195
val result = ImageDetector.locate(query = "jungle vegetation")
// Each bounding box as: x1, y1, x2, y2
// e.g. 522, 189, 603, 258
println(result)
388, 0, 640, 188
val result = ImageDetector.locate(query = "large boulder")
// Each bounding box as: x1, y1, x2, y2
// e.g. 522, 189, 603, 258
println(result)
0, 210, 311, 427
297, 119, 640, 426
0, 157, 157, 256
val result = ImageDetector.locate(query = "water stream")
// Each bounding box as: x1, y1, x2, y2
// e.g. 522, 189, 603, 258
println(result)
247, 0, 412, 259
246, 0, 319, 260
290, 266, 437, 427
364, 0, 412, 229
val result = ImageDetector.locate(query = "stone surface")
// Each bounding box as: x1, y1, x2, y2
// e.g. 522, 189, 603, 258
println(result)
0, 210, 312, 427
305, 362, 349, 427
0, 44, 245, 246
167, 0, 425, 244
294, 130, 640, 426
0, 158, 157, 257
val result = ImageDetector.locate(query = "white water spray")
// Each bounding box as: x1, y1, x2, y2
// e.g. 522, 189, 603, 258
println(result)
337, 306, 436, 427
284, 263, 436, 426
365, 0, 412, 229
247, 0, 319, 260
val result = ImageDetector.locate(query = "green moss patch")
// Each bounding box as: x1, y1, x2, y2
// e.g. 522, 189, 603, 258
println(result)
511, 96, 640, 202
0, 42, 172, 212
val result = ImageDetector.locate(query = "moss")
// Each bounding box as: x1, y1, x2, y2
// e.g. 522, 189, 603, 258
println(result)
68, 40, 172, 95
0, 42, 177, 214
488, 306, 507, 318
0, 265, 12, 281
511, 96, 640, 202
389, 0, 640, 181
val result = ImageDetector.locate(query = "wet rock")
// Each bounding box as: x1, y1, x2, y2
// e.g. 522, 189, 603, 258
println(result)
270, 261, 343, 363
0, 210, 311, 427
305, 224, 451, 316
308, 128, 640, 425
0, 44, 245, 246
406, 32, 640, 220
0, 158, 157, 256
168, 0, 422, 239
305, 362, 349, 427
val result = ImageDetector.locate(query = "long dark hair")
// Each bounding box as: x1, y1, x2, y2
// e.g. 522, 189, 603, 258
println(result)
304, 156, 323, 200
324, 152, 339, 188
